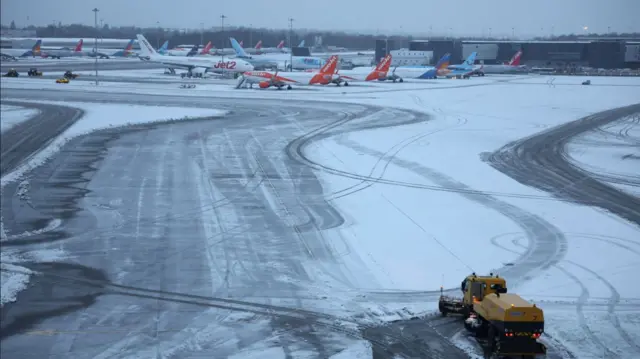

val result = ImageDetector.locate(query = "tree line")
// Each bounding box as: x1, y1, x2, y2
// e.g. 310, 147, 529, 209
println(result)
2, 23, 638, 50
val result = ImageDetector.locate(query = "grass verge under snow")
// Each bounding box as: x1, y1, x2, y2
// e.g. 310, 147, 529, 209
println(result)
0, 104, 40, 133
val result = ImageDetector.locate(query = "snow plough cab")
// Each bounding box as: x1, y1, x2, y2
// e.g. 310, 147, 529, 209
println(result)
439, 273, 547, 359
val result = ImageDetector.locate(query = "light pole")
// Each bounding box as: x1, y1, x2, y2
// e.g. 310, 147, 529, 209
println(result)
249, 23, 252, 48
200, 22, 204, 47
92, 8, 99, 85
156, 21, 160, 49
288, 18, 294, 71
221, 15, 227, 76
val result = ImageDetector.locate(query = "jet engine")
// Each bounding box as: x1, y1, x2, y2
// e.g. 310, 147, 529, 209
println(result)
259, 81, 271, 89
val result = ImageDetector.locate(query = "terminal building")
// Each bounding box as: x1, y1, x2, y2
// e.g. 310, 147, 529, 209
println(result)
375, 38, 640, 69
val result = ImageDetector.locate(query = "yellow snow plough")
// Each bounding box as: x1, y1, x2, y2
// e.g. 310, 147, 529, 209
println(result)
439, 273, 547, 359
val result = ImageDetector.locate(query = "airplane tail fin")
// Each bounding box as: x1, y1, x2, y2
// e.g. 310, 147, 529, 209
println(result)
230, 37, 249, 57
201, 41, 212, 54
186, 45, 199, 57
508, 50, 522, 66
298, 39, 305, 47
255, 40, 262, 49
31, 39, 42, 53
464, 52, 477, 67
365, 54, 392, 81
277, 40, 284, 49
158, 40, 169, 54
136, 34, 158, 57
319, 55, 339, 74
435, 53, 451, 70
239, 40, 244, 47
74, 39, 83, 52
124, 39, 135, 52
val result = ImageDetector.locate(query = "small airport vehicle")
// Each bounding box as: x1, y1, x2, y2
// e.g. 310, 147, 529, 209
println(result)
439, 273, 546, 358
63, 70, 78, 79
3, 69, 19, 77
179, 84, 196, 89
28, 68, 43, 76
56, 78, 70, 84
582, 80, 591, 85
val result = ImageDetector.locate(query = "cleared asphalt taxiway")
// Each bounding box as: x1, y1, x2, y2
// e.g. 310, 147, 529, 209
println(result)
1, 86, 638, 358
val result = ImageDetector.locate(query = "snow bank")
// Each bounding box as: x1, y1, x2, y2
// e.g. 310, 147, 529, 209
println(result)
0, 104, 40, 133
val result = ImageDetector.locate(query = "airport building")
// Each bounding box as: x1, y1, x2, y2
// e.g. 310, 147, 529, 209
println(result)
376, 38, 640, 69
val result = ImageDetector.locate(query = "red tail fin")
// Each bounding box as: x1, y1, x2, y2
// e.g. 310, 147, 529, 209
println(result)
319, 55, 338, 74
255, 40, 262, 49
277, 40, 284, 49
365, 54, 392, 81
74, 39, 83, 52
509, 50, 522, 66
201, 41, 212, 54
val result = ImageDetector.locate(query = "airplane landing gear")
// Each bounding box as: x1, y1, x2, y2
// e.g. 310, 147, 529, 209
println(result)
399, 78, 404, 83
287, 85, 292, 90
344, 82, 349, 86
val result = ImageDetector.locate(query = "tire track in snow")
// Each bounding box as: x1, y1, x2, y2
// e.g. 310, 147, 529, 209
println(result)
335, 137, 568, 288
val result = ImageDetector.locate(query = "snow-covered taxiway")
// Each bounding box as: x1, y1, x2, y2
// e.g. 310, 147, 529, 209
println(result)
1, 73, 639, 359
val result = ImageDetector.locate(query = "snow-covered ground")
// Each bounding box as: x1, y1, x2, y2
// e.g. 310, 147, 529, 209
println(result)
566, 114, 640, 197
2, 74, 639, 358
0, 102, 228, 307
0, 104, 40, 133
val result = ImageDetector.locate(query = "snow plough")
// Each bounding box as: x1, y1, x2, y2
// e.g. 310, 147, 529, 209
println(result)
439, 273, 547, 359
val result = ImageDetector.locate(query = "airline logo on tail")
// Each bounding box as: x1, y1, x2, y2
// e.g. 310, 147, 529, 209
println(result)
365, 54, 392, 81
508, 50, 522, 66
32, 39, 42, 53
239, 40, 244, 47
74, 39, 83, 52
310, 55, 338, 84
137, 35, 157, 55
463, 52, 477, 68
436, 53, 451, 70
124, 39, 134, 52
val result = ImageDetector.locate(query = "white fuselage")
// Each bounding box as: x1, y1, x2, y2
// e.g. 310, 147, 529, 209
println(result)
148, 53, 253, 73
336, 67, 377, 81
477, 64, 527, 74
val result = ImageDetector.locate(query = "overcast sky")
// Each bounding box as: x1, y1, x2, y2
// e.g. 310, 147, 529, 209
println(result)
2, 0, 639, 38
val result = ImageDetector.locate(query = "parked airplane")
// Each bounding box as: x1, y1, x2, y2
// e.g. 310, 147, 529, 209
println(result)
241, 40, 264, 54
88, 39, 136, 59
237, 55, 339, 90
441, 52, 477, 78
136, 34, 253, 76
231, 37, 327, 70
228, 37, 280, 69
384, 53, 452, 82
473, 50, 526, 75
40, 39, 84, 58
332, 54, 393, 85
0, 39, 42, 58
280, 39, 306, 53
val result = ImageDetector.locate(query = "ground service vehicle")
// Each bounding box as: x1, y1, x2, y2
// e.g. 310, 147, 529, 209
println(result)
56, 78, 70, 84
439, 273, 546, 359
28, 68, 43, 76
63, 70, 78, 79
3, 69, 19, 77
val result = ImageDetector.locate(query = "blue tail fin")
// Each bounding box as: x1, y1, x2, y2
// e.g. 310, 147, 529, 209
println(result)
463, 52, 477, 68
157, 40, 169, 54
230, 37, 249, 58
298, 39, 305, 47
